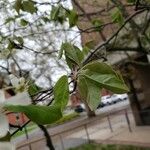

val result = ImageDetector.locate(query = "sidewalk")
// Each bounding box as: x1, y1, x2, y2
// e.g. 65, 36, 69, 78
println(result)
14, 101, 150, 150
93, 125, 150, 148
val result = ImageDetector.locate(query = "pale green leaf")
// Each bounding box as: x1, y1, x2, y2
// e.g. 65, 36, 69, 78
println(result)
92, 19, 103, 31
79, 60, 129, 94
61, 42, 84, 68
111, 8, 124, 25
53, 75, 69, 111
51, 6, 60, 20
4, 105, 62, 125
77, 76, 101, 110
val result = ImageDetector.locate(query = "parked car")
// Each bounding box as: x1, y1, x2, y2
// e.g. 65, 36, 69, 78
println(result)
97, 93, 128, 109
74, 103, 85, 113
118, 93, 128, 100
111, 94, 128, 103
111, 94, 122, 103
97, 95, 112, 108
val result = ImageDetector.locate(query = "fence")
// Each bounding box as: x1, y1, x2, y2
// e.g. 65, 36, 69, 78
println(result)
15, 108, 150, 150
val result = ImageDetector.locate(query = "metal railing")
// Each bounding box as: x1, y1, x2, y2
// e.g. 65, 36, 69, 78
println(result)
15, 108, 150, 150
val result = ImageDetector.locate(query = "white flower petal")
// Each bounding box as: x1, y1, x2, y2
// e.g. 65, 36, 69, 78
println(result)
0, 114, 9, 138
0, 90, 5, 104
9, 74, 19, 87
6, 92, 31, 106
0, 142, 15, 150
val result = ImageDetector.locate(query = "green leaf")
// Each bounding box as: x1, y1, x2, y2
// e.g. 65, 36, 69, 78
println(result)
0, 133, 11, 142
111, 8, 124, 25
51, 6, 60, 21
65, 56, 74, 69
57, 6, 67, 24
79, 60, 129, 94
7, 40, 15, 50
20, 19, 28, 26
5, 105, 62, 125
14, 36, 24, 45
13, 0, 22, 14
61, 42, 84, 68
5, 17, 15, 24
83, 46, 90, 56
92, 19, 103, 31
53, 75, 69, 111
22, 1, 37, 14
67, 10, 78, 27
127, 0, 136, 3
77, 76, 101, 110
28, 82, 42, 96
85, 40, 95, 49
58, 45, 64, 59
42, 17, 50, 23
83, 40, 95, 56
51, 5, 66, 24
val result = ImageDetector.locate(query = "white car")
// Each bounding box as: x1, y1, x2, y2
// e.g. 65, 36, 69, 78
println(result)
101, 95, 112, 105
111, 94, 128, 103
118, 93, 128, 100
97, 95, 112, 108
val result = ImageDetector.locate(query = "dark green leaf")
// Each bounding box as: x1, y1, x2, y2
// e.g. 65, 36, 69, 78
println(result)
7, 40, 15, 50
51, 5, 67, 24
20, 19, 28, 26
42, 17, 50, 23
127, 0, 136, 3
5, 105, 62, 125
65, 56, 74, 69
0, 133, 11, 142
57, 6, 67, 24
22, 1, 37, 14
13, 0, 22, 14
53, 75, 69, 111
67, 10, 78, 27
61, 42, 84, 68
14, 36, 24, 45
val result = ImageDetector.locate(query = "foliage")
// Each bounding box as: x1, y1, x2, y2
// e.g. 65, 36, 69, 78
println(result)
4, 75, 69, 125
77, 60, 128, 110
111, 8, 124, 25
2, 0, 149, 143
